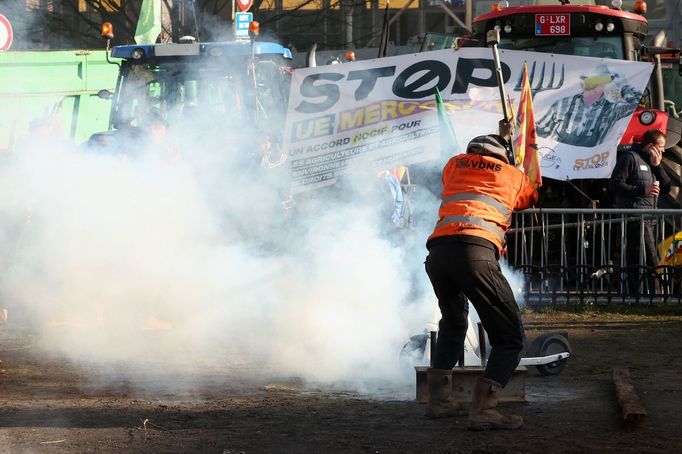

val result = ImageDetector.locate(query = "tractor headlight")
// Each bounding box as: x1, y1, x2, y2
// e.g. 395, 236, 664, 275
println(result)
131, 48, 145, 60
639, 110, 656, 125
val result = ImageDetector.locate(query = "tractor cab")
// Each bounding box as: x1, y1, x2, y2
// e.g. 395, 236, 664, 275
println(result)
90, 22, 293, 153
108, 41, 291, 130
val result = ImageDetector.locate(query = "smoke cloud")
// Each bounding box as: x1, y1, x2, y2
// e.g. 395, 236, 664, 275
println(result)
0, 76, 440, 399
0, 41, 528, 401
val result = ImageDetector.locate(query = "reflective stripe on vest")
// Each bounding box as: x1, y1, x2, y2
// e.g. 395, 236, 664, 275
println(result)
441, 193, 512, 221
434, 215, 506, 242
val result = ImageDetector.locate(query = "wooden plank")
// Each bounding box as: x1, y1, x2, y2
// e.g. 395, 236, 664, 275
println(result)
613, 367, 648, 423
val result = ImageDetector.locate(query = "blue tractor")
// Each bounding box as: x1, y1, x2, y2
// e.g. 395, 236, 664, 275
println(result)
89, 22, 293, 155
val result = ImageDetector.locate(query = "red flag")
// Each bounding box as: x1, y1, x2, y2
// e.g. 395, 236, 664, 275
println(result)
513, 63, 542, 188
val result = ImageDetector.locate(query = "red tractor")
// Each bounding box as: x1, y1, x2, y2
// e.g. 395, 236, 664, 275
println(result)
459, 0, 682, 208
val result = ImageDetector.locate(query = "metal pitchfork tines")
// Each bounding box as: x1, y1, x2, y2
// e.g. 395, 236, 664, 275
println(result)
514, 61, 565, 94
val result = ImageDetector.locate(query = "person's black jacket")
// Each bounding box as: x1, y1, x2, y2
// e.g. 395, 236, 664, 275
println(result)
609, 144, 671, 209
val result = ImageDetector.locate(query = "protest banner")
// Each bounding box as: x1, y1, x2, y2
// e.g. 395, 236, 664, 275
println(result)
283, 48, 653, 192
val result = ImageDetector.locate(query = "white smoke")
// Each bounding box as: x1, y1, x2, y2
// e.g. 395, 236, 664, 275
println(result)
2, 20, 540, 398
501, 258, 527, 309
0, 95, 439, 399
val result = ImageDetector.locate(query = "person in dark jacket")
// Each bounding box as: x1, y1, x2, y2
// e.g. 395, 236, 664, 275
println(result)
609, 128, 671, 294
424, 119, 538, 430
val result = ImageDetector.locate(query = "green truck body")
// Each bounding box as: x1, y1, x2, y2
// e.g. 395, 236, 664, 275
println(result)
0, 50, 119, 151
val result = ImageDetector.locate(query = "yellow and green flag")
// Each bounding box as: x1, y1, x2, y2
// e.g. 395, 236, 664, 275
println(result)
135, 0, 162, 45
659, 231, 682, 267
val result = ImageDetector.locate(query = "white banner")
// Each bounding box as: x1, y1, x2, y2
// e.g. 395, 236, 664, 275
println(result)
283, 48, 653, 191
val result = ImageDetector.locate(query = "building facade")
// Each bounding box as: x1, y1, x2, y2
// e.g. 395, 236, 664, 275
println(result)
1, 1, 676, 52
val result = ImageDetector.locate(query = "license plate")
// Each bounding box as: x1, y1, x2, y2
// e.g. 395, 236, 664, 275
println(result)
535, 14, 570, 36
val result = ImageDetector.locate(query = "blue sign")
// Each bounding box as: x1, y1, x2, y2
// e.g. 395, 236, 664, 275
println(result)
235, 12, 253, 39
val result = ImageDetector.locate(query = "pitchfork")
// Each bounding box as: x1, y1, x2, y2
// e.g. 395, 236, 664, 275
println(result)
514, 61, 565, 94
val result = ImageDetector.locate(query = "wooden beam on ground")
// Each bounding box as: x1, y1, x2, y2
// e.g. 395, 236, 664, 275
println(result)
613, 368, 648, 424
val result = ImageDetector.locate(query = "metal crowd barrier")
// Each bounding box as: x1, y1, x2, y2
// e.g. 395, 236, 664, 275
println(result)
507, 208, 682, 306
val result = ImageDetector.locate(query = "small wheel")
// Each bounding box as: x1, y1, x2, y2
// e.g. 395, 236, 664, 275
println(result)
535, 338, 569, 376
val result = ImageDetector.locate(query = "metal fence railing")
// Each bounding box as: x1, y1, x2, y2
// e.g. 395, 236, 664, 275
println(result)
507, 208, 682, 306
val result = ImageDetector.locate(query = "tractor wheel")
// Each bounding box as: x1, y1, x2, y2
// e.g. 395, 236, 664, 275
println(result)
660, 143, 682, 209
535, 337, 570, 376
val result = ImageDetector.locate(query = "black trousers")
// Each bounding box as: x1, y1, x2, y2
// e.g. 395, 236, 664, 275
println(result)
626, 221, 659, 294
425, 238, 525, 387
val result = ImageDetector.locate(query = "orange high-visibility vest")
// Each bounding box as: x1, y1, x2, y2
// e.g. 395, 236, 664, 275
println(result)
428, 153, 539, 255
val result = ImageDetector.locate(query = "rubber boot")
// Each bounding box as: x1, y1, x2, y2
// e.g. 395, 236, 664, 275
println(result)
425, 368, 468, 418
468, 377, 523, 430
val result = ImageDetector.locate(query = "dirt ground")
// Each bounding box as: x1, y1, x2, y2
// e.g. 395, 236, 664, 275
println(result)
1, 312, 682, 454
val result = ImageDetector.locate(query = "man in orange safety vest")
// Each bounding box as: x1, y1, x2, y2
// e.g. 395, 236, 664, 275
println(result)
424, 119, 538, 431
